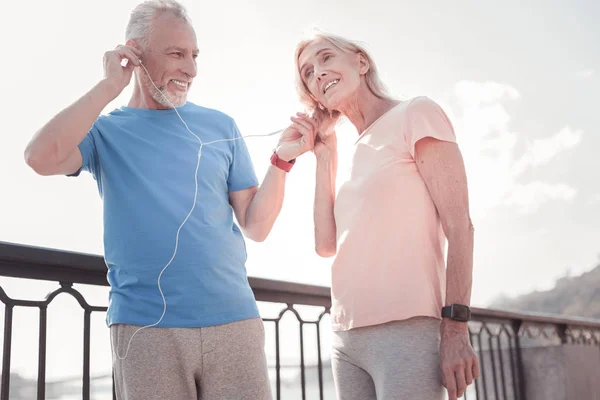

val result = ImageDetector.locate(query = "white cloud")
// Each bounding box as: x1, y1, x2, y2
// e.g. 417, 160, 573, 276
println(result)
588, 194, 600, 205
454, 80, 520, 107
513, 126, 583, 174
505, 182, 577, 214
448, 80, 582, 218
529, 126, 582, 166
576, 69, 594, 79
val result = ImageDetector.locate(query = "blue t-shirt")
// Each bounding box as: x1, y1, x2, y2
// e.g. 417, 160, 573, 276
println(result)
73, 102, 260, 328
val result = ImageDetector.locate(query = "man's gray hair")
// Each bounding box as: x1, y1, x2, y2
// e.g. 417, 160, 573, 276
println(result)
125, 0, 192, 47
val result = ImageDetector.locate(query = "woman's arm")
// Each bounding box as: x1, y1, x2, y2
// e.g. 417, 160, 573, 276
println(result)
414, 136, 479, 400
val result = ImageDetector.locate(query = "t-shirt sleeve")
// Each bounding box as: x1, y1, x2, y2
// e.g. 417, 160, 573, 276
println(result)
68, 123, 101, 179
227, 119, 259, 192
406, 96, 457, 158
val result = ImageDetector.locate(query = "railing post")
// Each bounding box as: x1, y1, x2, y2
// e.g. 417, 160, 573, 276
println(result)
556, 323, 568, 344
512, 319, 526, 400
1, 305, 13, 400
37, 306, 48, 400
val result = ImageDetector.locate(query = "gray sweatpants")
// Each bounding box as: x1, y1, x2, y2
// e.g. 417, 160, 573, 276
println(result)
110, 318, 272, 400
332, 317, 444, 400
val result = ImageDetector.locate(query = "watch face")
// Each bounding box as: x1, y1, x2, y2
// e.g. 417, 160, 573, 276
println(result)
453, 305, 470, 321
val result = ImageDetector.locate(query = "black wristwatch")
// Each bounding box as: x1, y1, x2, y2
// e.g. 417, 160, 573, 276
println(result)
441, 304, 471, 322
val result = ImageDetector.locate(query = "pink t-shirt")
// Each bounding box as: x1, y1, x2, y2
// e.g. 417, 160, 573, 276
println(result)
331, 96, 457, 331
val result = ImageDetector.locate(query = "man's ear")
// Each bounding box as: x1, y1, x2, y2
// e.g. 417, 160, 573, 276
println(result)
126, 39, 143, 64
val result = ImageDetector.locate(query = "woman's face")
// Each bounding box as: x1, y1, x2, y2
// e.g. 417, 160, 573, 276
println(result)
298, 38, 366, 111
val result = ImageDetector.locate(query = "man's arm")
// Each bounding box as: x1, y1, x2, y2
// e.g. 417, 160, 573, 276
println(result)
229, 166, 287, 242
229, 113, 317, 242
414, 137, 479, 400
24, 45, 140, 176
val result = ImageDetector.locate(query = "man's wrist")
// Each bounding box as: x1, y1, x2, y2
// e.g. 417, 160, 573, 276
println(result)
97, 79, 123, 102
273, 145, 297, 162
270, 150, 295, 172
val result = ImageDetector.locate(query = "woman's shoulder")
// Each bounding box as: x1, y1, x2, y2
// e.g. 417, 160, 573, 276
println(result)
402, 96, 451, 124
404, 96, 441, 112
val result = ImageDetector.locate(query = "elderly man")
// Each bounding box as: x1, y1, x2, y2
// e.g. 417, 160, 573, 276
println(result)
24, 1, 309, 398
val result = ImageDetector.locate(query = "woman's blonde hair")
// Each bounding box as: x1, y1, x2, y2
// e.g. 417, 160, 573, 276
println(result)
294, 31, 392, 113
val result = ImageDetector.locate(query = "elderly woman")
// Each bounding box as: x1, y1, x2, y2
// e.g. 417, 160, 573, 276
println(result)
284, 32, 480, 400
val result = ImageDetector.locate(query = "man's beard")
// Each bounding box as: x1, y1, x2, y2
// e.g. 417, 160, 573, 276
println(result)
143, 74, 188, 108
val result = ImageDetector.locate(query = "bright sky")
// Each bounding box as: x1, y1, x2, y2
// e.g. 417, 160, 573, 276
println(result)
1, 0, 599, 383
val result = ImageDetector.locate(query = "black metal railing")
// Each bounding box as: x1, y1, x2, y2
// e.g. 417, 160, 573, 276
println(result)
1, 241, 600, 400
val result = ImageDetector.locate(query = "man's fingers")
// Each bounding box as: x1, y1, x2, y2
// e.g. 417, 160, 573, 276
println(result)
295, 112, 318, 130
290, 122, 310, 138
122, 50, 141, 66
290, 116, 314, 134
115, 44, 142, 57
112, 46, 141, 66
106, 51, 138, 68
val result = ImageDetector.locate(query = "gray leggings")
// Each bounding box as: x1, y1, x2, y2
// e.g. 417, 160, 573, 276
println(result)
332, 317, 444, 400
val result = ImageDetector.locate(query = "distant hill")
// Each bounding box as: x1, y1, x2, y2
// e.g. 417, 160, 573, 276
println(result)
491, 262, 600, 320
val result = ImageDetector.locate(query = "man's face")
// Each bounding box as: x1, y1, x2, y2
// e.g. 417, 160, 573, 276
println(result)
139, 13, 198, 108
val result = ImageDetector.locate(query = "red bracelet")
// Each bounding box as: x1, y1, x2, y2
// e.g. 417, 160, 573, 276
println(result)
270, 151, 295, 172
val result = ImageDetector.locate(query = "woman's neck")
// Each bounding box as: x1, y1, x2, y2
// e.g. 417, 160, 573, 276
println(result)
337, 85, 400, 134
